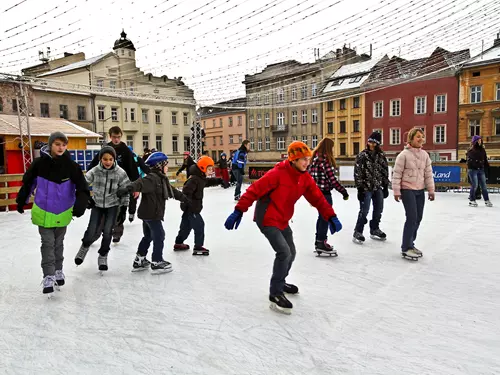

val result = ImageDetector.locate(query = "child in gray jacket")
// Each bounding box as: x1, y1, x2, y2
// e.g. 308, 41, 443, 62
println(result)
75, 146, 130, 271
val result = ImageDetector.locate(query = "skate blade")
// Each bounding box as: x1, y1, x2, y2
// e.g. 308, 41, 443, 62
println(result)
269, 303, 291, 315
314, 250, 338, 257
173, 248, 189, 252
131, 267, 149, 272
151, 268, 173, 275
370, 235, 386, 241
401, 254, 419, 261
352, 238, 364, 244
192, 251, 209, 256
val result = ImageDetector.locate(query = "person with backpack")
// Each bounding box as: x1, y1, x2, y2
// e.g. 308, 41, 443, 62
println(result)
231, 140, 250, 201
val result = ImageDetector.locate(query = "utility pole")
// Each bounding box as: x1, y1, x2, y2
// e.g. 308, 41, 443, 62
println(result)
16, 82, 33, 172
189, 110, 203, 161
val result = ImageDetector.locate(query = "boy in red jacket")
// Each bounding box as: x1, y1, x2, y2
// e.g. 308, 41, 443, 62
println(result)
224, 141, 342, 314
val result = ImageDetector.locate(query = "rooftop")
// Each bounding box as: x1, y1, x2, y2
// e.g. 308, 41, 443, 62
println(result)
38, 53, 110, 77
464, 45, 500, 67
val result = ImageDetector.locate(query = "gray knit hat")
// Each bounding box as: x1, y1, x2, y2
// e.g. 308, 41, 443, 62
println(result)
48, 131, 68, 147
99, 145, 116, 160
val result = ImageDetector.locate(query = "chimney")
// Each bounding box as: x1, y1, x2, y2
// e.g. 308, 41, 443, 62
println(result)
336, 48, 341, 59
370, 43, 372, 57
494, 31, 500, 47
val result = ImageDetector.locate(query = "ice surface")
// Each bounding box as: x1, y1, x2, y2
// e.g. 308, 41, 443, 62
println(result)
0, 187, 499, 374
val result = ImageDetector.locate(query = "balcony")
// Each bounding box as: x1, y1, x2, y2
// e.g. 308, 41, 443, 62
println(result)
271, 124, 289, 133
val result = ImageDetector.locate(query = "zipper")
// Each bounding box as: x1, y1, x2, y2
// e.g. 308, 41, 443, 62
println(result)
109, 178, 113, 194
103, 170, 108, 208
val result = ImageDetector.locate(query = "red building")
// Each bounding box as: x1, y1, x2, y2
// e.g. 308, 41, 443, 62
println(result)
364, 48, 470, 161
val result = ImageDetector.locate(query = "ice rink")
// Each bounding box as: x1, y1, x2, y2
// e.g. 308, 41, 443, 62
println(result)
0, 186, 498, 374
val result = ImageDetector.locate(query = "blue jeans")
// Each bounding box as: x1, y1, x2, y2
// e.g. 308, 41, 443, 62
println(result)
233, 168, 244, 197
82, 206, 118, 255
401, 189, 425, 251
468, 169, 489, 201
175, 211, 205, 247
354, 189, 384, 233
138, 220, 165, 262
315, 191, 333, 242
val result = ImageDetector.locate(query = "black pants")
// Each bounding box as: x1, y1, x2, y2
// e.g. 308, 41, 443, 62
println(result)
128, 193, 138, 215
175, 211, 205, 247
82, 206, 118, 255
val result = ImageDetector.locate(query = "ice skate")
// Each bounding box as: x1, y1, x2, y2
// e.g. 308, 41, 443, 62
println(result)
112, 237, 120, 243
269, 294, 292, 315
284, 283, 299, 295
75, 245, 89, 266
485, 200, 493, 207
352, 231, 365, 244
401, 249, 419, 261
370, 229, 387, 241
128, 213, 135, 223
234, 195, 240, 202
42, 275, 56, 297
98, 255, 108, 272
132, 255, 151, 272
173, 243, 190, 251
55, 270, 65, 287
193, 246, 209, 256
151, 260, 173, 274
314, 240, 337, 257
412, 247, 423, 257
469, 200, 478, 207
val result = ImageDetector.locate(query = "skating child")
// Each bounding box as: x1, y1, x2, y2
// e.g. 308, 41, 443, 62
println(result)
75, 146, 130, 271
16, 132, 89, 295
174, 156, 228, 255
353, 131, 389, 244
216, 153, 230, 185
116, 152, 188, 273
308, 137, 348, 256
224, 141, 342, 314
466, 136, 492, 207
391, 128, 435, 260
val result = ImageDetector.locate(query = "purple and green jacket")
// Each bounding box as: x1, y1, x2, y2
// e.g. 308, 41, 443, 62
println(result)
16, 146, 90, 228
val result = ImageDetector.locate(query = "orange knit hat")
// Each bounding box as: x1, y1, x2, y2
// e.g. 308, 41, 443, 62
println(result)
197, 155, 215, 173
287, 141, 312, 161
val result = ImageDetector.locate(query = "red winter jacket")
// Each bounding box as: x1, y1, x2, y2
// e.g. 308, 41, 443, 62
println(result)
235, 160, 336, 230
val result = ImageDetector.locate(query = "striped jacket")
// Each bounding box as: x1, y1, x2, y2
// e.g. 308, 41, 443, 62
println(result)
308, 154, 347, 195
85, 163, 130, 208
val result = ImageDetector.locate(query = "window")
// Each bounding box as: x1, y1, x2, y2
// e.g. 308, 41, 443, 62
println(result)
291, 87, 297, 101
349, 76, 363, 83
256, 94, 260, 105
142, 135, 149, 150
184, 113, 189, 125
111, 107, 118, 121
124, 108, 128, 122
229, 117, 233, 127
470, 86, 482, 103
97, 80, 103, 90
312, 135, 318, 148
415, 96, 426, 114
373, 101, 383, 118
156, 135, 162, 151
311, 109, 318, 123
302, 135, 308, 145
301, 110, 307, 124
340, 99, 346, 110
390, 99, 401, 116
250, 138, 255, 151
130, 108, 136, 121
229, 135, 234, 144
472, 71, 480, 77
353, 96, 360, 108
340, 143, 346, 156
291, 136, 298, 141
142, 109, 149, 123
129, 82, 134, 94
496, 83, 500, 101
264, 93, 269, 104
75, 106, 85, 121
301, 86, 307, 100
434, 125, 446, 144
327, 101, 334, 111
257, 114, 261, 128
353, 142, 360, 155
40, 103, 49, 117
184, 137, 190, 151
435, 94, 447, 113
277, 88, 284, 103
98, 105, 105, 120
327, 122, 334, 134
372, 129, 383, 145
171, 111, 177, 125
265, 113, 270, 127
203, 121, 206, 128
258, 138, 262, 151
390, 128, 401, 145
495, 118, 500, 135
212, 137, 216, 146
110, 80, 116, 90
311, 83, 317, 97
277, 112, 285, 127
277, 137, 286, 150
172, 136, 178, 152
59, 105, 68, 119
238, 134, 242, 143
291, 111, 297, 125
340, 121, 346, 133
353, 120, 360, 132
249, 115, 254, 128
238, 116, 242, 126
212, 119, 216, 128
219, 118, 223, 127
126, 135, 134, 148
469, 119, 480, 137
12, 98, 18, 112
265, 136, 270, 151
0, 97, 3, 112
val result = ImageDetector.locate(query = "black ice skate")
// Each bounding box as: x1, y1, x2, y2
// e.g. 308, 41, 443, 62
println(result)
370, 229, 387, 241
132, 255, 151, 272
55, 270, 65, 286
193, 246, 209, 256
173, 243, 190, 251
314, 240, 338, 257
75, 245, 89, 266
112, 237, 120, 243
234, 195, 240, 201
269, 294, 293, 314
98, 255, 108, 272
128, 213, 135, 223
401, 249, 419, 261
42, 275, 56, 296
352, 231, 365, 244
469, 200, 478, 207
284, 283, 299, 295
151, 260, 173, 274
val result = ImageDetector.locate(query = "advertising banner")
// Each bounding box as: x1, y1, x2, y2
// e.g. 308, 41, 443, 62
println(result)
432, 166, 461, 183
248, 166, 273, 180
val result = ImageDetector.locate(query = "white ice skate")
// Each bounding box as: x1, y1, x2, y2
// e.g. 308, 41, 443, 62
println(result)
75, 245, 89, 266
41, 275, 57, 298
469, 200, 478, 207
485, 200, 493, 207
98, 255, 108, 274
402, 249, 420, 261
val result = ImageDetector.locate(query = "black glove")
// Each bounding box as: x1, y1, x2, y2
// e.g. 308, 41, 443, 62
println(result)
357, 189, 365, 202
116, 206, 127, 225
16, 204, 24, 214
383, 186, 389, 199
87, 197, 96, 209
72, 205, 86, 218
116, 186, 130, 198
176, 170, 181, 176
342, 191, 349, 201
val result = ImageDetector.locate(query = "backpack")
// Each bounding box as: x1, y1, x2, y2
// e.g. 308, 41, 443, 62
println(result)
134, 155, 145, 178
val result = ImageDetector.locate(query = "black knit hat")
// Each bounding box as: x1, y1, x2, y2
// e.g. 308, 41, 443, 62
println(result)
48, 131, 68, 147
99, 145, 116, 160
368, 131, 382, 145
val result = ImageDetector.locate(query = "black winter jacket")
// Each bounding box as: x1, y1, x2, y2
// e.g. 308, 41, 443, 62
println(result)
180, 164, 223, 214
354, 148, 389, 192
177, 156, 196, 177
89, 142, 139, 181
217, 157, 228, 169
467, 145, 489, 170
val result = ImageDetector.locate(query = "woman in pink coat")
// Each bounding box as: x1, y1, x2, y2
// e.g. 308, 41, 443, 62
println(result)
391, 128, 435, 260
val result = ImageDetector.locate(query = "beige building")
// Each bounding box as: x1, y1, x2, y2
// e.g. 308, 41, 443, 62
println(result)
26, 30, 196, 164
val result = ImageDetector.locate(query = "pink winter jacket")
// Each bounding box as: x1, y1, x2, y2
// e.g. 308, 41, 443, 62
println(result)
391, 146, 435, 195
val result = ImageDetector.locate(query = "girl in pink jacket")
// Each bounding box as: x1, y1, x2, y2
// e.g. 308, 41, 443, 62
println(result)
391, 128, 435, 260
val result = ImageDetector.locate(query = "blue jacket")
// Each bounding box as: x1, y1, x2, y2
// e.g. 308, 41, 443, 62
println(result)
231, 147, 247, 171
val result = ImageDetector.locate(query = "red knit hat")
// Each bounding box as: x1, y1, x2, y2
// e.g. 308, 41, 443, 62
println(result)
197, 155, 214, 173
287, 141, 312, 161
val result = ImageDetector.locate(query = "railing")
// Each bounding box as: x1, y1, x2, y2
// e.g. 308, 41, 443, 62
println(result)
271, 124, 289, 132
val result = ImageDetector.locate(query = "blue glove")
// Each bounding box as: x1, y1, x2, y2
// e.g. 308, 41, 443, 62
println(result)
328, 215, 342, 234
224, 210, 243, 230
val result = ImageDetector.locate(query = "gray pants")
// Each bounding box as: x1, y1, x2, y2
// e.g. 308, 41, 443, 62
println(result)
259, 225, 296, 295
38, 226, 67, 277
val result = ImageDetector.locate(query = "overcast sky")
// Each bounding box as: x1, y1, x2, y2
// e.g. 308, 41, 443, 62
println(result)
0, 0, 498, 105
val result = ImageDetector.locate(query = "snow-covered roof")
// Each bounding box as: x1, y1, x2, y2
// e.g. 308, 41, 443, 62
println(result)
38, 53, 110, 77
331, 59, 379, 79
322, 74, 371, 93
464, 45, 500, 67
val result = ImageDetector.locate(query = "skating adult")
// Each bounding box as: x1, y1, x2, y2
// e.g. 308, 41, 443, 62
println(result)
231, 140, 250, 201
467, 135, 492, 207
176, 151, 196, 179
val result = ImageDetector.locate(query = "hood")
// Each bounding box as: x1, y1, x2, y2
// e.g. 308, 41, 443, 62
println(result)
97, 161, 117, 171
40, 144, 71, 160
404, 144, 425, 153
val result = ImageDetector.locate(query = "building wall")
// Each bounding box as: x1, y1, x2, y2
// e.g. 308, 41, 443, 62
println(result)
3, 135, 87, 151
365, 76, 459, 160
458, 63, 500, 158
0, 82, 35, 116
202, 111, 246, 160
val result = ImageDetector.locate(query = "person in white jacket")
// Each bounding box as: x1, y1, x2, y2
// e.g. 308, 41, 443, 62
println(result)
391, 128, 435, 260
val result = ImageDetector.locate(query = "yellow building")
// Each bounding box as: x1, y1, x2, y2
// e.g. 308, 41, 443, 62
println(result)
458, 34, 500, 159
